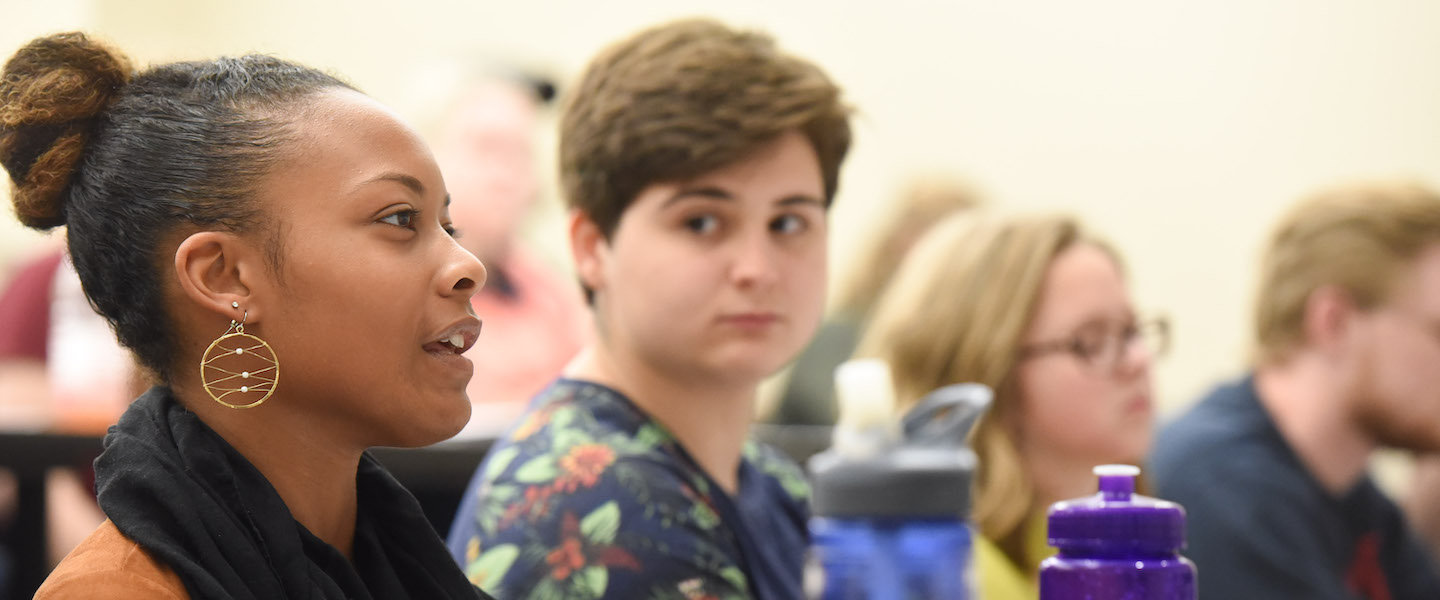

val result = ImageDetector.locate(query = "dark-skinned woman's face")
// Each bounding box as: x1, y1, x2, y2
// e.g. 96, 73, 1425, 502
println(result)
249, 88, 487, 447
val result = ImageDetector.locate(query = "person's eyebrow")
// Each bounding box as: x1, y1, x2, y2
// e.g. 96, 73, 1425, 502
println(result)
359, 172, 426, 196
776, 194, 825, 208
660, 186, 825, 210
661, 186, 733, 209
358, 172, 451, 206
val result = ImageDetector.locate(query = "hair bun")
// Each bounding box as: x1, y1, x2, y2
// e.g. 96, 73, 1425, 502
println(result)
0, 32, 132, 230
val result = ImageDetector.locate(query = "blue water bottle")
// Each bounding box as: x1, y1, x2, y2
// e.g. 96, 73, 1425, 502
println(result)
808, 359, 991, 600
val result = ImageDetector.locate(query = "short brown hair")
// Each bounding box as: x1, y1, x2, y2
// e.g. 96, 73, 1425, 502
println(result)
1254, 181, 1440, 365
559, 18, 851, 238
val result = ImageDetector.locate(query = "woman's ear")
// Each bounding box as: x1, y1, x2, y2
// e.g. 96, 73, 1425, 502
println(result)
569, 209, 609, 296
174, 231, 268, 323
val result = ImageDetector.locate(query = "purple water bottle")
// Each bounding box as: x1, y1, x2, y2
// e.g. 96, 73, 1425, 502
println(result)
1039, 464, 1197, 600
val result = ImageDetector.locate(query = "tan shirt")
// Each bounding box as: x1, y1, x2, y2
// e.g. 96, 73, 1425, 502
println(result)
34, 519, 188, 599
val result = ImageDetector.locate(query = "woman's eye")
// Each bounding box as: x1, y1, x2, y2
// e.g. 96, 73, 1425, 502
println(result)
379, 210, 417, 229
1070, 329, 1110, 358
771, 214, 807, 234
684, 215, 719, 235
1071, 338, 1105, 361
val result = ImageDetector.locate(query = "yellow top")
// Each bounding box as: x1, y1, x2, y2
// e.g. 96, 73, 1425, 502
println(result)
974, 511, 1053, 600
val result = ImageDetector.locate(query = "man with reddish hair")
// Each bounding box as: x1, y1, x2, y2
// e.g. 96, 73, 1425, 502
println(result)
1151, 181, 1440, 600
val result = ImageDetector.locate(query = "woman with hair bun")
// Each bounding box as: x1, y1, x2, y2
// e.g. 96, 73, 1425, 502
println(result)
1, 32, 494, 599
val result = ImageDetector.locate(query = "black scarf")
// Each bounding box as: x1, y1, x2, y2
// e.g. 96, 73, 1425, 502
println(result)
94, 387, 489, 600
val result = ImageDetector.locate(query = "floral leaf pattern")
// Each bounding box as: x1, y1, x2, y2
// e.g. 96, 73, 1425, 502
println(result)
466, 543, 519, 590
514, 455, 559, 484
483, 446, 521, 483
447, 379, 811, 600
581, 501, 621, 546
743, 442, 811, 504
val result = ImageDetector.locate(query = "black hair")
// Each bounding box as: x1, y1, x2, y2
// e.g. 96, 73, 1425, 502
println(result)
0, 32, 354, 381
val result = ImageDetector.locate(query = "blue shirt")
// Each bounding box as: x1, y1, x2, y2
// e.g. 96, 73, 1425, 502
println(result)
447, 378, 811, 600
1149, 374, 1440, 600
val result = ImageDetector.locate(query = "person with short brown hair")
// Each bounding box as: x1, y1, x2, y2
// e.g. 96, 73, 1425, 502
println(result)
447, 17, 851, 600
1150, 181, 1440, 599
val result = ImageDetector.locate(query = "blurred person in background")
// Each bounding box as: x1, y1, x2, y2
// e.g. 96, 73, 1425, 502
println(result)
3, 32, 491, 598
1150, 181, 1440, 600
855, 211, 1165, 599
0, 244, 68, 428
446, 18, 851, 600
0, 187, 138, 586
767, 176, 981, 426
415, 66, 588, 437
0, 245, 138, 430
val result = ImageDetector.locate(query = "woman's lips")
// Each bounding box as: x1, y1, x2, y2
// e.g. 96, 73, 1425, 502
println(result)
1127, 393, 1153, 414
718, 312, 780, 329
424, 343, 474, 380
423, 317, 482, 378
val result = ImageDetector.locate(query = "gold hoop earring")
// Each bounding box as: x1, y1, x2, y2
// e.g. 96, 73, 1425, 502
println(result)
200, 307, 279, 409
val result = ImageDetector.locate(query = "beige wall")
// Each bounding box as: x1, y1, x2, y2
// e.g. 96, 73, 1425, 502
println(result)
4, 0, 1440, 422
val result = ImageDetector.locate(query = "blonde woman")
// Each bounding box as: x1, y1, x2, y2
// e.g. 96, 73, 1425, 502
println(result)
855, 212, 1166, 599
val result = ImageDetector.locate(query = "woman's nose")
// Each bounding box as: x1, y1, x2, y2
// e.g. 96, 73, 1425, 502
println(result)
440, 240, 487, 300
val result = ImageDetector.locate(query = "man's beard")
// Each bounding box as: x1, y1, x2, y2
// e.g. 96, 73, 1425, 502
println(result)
1352, 364, 1440, 452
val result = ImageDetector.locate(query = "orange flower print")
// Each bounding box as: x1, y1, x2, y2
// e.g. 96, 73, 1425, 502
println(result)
555, 444, 616, 493
499, 485, 555, 529
544, 509, 642, 584
546, 537, 586, 580
512, 406, 556, 440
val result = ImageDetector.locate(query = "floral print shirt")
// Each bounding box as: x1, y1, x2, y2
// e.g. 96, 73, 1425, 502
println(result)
447, 378, 812, 600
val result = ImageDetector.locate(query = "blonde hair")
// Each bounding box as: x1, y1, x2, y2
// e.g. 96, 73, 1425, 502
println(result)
834, 177, 983, 316
855, 211, 1116, 566
1255, 181, 1440, 365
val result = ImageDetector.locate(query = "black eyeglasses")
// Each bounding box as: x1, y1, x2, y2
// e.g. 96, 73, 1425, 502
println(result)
1018, 316, 1170, 372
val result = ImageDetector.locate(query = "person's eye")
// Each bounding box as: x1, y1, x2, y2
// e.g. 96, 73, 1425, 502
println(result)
1070, 333, 1108, 360
684, 215, 719, 235
444, 223, 461, 238
771, 214, 808, 234
379, 209, 417, 229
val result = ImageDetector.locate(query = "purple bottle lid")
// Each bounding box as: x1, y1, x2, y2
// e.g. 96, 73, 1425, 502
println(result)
1047, 464, 1186, 555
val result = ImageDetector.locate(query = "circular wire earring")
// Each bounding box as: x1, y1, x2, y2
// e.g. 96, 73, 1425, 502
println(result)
200, 305, 279, 409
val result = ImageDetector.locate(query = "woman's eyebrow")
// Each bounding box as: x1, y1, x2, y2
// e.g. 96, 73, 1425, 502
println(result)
357, 172, 426, 195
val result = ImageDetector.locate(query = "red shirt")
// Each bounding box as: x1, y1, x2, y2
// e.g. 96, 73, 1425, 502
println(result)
0, 249, 64, 361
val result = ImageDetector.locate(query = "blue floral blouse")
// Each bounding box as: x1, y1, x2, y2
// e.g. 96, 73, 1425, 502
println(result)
447, 378, 811, 600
